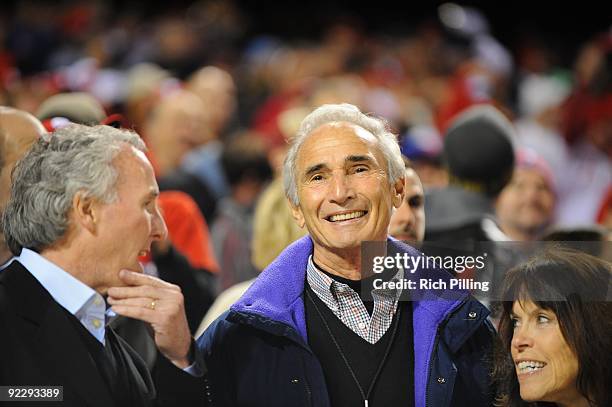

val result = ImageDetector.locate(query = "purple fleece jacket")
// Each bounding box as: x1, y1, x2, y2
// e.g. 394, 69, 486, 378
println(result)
230, 236, 469, 406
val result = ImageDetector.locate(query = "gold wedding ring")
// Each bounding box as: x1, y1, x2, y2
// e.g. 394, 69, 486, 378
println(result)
150, 300, 156, 310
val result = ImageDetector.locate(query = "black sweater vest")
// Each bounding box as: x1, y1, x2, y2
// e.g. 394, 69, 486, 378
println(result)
305, 284, 415, 407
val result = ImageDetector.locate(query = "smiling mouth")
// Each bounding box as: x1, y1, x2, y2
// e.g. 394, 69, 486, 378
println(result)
516, 360, 547, 374
326, 211, 367, 222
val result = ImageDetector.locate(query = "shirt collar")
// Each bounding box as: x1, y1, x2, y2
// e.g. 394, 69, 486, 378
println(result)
18, 248, 97, 315
306, 255, 403, 302
307, 256, 333, 287
0, 256, 16, 271
308, 256, 347, 313
17, 248, 110, 345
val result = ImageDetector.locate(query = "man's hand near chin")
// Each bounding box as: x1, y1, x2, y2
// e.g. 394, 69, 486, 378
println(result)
107, 269, 193, 369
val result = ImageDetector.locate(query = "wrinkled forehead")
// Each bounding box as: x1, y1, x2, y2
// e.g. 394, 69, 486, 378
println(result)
297, 122, 390, 178
297, 121, 381, 159
308, 121, 376, 142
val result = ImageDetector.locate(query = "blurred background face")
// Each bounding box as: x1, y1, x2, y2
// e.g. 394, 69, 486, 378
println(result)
0, 108, 45, 263
187, 66, 236, 136
495, 168, 555, 240
388, 168, 425, 243
510, 300, 583, 405
145, 90, 209, 176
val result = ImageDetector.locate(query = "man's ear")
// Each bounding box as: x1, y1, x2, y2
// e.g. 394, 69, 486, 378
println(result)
288, 198, 306, 229
392, 176, 406, 209
72, 191, 99, 234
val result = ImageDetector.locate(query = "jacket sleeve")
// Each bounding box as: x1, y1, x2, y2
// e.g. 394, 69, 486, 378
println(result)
152, 344, 211, 406
450, 318, 497, 406
196, 313, 238, 406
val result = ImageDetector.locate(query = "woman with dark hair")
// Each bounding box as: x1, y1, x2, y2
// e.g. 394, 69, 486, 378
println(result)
493, 247, 612, 406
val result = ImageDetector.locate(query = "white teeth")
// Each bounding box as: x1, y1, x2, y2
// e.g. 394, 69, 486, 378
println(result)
329, 211, 366, 222
517, 361, 546, 373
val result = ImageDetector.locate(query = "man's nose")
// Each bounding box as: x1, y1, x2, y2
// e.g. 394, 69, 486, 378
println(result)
151, 207, 168, 242
328, 173, 355, 205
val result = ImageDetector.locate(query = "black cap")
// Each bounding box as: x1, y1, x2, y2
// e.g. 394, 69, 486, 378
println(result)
443, 105, 515, 196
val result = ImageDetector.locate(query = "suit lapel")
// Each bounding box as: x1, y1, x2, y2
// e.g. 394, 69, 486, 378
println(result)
3, 262, 115, 407
35, 305, 116, 407
107, 327, 156, 404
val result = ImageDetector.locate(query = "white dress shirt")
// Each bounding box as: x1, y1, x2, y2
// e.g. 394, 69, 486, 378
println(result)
17, 248, 115, 345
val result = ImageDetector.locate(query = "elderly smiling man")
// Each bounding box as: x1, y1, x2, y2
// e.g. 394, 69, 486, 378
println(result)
198, 104, 495, 406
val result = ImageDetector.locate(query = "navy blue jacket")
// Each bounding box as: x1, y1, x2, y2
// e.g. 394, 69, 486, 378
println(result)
197, 237, 495, 406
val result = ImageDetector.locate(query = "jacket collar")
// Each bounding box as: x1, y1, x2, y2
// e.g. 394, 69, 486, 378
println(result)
230, 237, 312, 345
228, 236, 490, 407
1, 262, 118, 407
229, 236, 486, 344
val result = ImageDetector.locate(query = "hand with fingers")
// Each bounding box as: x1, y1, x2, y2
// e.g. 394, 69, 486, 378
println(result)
107, 269, 193, 369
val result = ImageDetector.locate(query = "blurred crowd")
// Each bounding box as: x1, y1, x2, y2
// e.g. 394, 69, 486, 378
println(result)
1, 0, 610, 306
1, 3, 611, 405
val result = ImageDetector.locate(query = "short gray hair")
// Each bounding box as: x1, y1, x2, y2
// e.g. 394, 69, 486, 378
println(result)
2, 124, 146, 254
283, 103, 405, 206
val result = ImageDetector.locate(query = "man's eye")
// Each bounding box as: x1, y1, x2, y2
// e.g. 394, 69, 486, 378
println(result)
311, 174, 323, 182
354, 166, 368, 173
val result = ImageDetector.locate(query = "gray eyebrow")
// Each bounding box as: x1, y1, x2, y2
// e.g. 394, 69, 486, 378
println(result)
304, 163, 327, 178
346, 155, 373, 164
302, 155, 374, 179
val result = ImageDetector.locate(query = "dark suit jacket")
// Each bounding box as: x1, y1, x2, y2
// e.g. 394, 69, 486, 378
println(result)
0, 262, 207, 407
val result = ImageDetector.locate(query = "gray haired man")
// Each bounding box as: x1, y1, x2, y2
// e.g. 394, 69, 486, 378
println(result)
197, 104, 495, 406
0, 124, 205, 406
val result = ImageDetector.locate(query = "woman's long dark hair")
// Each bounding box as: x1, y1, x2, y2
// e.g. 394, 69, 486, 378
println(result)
492, 246, 612, 406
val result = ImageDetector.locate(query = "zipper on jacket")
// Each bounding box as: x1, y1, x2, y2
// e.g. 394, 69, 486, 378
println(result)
425, 326, 441, 407
304, 378, 312, 406
425, 297, 469, 407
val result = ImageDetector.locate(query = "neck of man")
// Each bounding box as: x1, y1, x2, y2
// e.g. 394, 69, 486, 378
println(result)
41, 244, 104, 294
313, 246, 362, 280
0, 242, 12, 265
